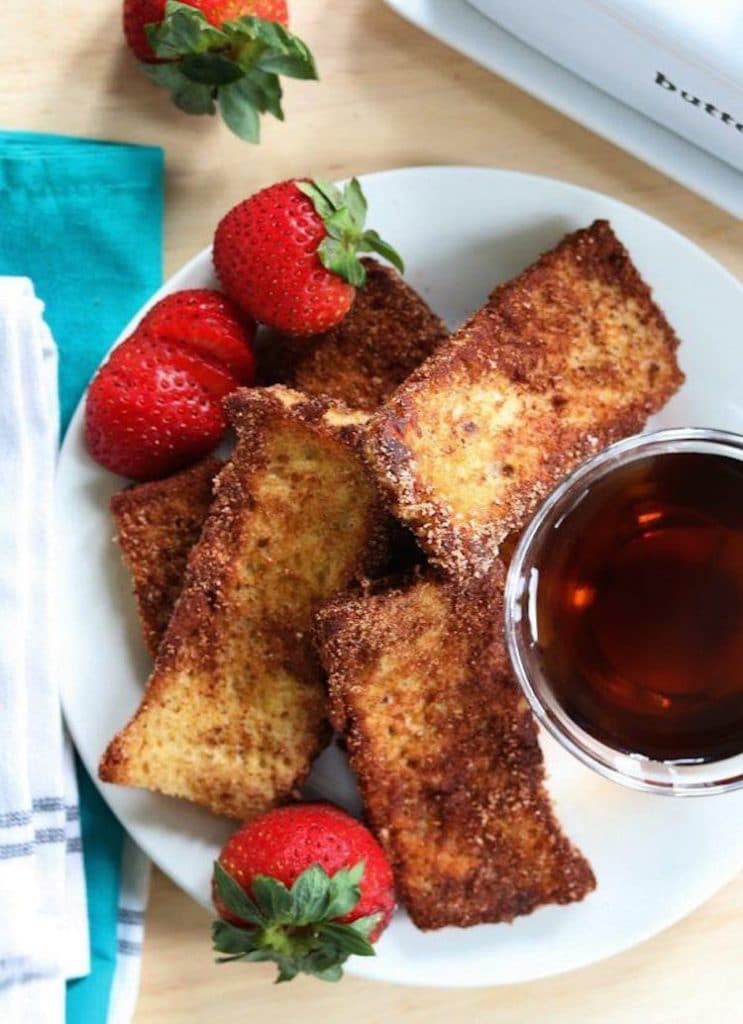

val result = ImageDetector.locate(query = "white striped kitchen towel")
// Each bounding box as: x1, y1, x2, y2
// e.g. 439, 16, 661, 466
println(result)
0, 276, 88, 1022
0, 279, 149, 1023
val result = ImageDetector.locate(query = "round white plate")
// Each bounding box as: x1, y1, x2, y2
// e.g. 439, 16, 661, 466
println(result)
58, 166, 743, 988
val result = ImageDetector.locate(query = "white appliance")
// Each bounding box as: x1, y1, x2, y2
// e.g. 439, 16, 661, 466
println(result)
468, 0, 743, 172
384, 1, 743, 217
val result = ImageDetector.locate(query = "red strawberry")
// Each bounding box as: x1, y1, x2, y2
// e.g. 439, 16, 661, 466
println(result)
123, 0, 169, 61
139, 289, 256, 384
124, 0, 288, 61
212, 803, 396, 982
123, 1, 315, 143
85, 334, 237, 480
213, 178, 404, 335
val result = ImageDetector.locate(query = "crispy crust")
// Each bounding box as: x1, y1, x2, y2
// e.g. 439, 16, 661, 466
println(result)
316, 569, 596, 930
257, 259, 448, 411
110, 457, 223, 656
365, 221, 684, 579
100, 387, 390, 820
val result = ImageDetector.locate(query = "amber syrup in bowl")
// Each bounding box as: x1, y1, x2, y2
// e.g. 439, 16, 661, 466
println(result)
505, 429, 743, 795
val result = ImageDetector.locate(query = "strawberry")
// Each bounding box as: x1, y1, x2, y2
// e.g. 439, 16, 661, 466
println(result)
123, 0, 316, 143
124, 0, 289, 60
213, 178, 404, 335
212, 803, 396, 982
85, 334, 238, 480
139, 289, 256, 384
123, 0, 171, 61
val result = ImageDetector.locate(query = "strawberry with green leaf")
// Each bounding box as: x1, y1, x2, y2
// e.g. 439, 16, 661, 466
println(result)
212, 804, 396, 983
123, 0, 317, 142
213, 177, 404, 335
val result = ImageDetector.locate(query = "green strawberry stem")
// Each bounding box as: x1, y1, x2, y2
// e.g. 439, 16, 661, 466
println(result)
212, 860, 382, 983
297, 178, 405, 288
142, 1, 318, 142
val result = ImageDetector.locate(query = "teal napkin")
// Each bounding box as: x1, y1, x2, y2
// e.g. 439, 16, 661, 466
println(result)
0, 131, 163, 1023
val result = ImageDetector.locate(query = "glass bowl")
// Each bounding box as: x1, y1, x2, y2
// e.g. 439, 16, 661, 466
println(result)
504, 427, 743, 796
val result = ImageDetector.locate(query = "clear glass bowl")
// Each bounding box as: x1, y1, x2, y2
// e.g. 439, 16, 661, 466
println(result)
504, 428, 743, 796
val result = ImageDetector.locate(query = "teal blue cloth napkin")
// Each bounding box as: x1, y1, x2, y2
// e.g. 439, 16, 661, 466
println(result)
0, 131, 163, 1023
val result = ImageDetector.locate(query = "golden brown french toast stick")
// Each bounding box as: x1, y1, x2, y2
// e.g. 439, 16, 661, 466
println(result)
258, 258, 448, 411
110, 456, 223, 657
365, 221, 683, 578
317, 568, 596, 929
100, 387, 389, 820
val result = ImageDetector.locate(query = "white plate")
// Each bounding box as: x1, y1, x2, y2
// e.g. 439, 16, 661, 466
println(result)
383, 0, 743, 218
58, 166, 743, 988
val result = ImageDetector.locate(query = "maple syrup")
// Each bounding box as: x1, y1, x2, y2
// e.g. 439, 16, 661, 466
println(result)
531, 451, 743, 763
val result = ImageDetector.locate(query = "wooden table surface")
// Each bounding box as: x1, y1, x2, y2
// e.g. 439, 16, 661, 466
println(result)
3, 2, 741, 1021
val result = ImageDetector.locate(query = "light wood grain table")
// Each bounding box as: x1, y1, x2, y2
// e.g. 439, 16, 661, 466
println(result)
3, 2, 741, 1021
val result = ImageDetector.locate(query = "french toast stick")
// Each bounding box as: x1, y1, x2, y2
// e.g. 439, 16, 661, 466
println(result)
100, 387, 389, 820
365, 221, 684, 578
110, 457, 222, 657
258, 258, 448, 411
316, 568, 596, 929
